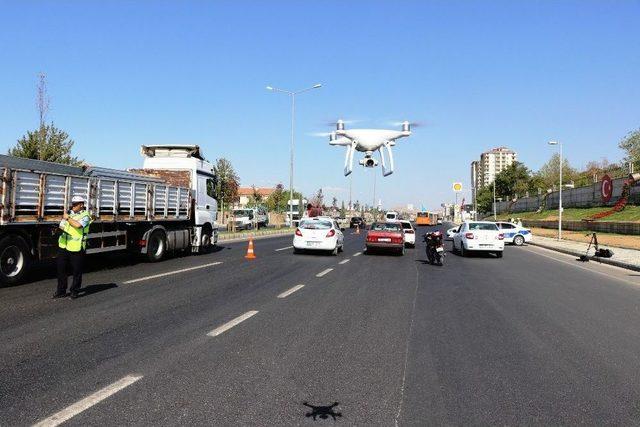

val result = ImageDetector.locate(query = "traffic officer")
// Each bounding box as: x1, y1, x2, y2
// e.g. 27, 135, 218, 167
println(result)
53, 195, 92, 299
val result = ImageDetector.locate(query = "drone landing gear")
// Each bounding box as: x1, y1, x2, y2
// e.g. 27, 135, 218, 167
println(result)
379, 141, 395, 177
343, 141, 357, 176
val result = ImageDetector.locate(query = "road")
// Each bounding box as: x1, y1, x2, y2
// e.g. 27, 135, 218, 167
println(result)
2, 224, 640, 425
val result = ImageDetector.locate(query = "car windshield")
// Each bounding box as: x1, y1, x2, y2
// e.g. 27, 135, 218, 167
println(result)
468, 222, 499, 231
371, 222, 401, 232
300, 220, 332, 230
234, 210, 252, 216
401, 222, 412, 229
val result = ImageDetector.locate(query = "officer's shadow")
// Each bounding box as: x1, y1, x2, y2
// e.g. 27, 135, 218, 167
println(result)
76, 283, 118, 298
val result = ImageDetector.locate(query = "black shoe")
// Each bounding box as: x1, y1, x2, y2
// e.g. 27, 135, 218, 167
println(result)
69, 292, 79, 299
52, 292, 66, 299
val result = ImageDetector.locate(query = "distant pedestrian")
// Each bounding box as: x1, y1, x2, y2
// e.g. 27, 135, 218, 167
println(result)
53, 196, 92, 300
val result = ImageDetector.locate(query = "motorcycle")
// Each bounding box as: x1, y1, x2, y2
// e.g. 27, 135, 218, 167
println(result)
424, 231, 445, 266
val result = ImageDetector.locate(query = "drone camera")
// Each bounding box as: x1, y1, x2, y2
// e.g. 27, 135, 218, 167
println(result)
359, 157, 378, 168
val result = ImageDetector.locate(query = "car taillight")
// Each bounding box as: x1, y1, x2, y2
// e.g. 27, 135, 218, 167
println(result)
138, 239, 147, 247
497, 233, 504, 240
295, 228, 303, 237
465, 232, 474, 239
326, 229, 336, 237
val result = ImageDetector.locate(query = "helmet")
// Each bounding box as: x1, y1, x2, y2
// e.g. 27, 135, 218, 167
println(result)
71, 195, 86, 204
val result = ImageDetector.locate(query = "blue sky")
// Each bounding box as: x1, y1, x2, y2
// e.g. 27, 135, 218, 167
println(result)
1, 1, 639, 210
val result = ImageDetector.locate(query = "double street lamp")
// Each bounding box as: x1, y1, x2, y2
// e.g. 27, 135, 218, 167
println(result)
548, 140, 563, 240
266, 83, 322, 223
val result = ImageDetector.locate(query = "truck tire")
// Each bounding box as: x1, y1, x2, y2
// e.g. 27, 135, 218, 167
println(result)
146, 230, 166, 262
200, 225, 213, 254
0, 234, 31, 286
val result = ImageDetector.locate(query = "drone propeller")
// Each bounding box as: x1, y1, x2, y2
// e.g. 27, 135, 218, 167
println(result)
321, 118, 365, 127
386, 120, 424, 128
308, 132, 334, 137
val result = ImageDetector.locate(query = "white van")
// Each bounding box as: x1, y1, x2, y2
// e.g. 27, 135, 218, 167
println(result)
385, 211, 400, 222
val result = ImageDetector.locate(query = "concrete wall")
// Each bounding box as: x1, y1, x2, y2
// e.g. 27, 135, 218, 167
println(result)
523, 219, 640, 236
494, 177, 640, 214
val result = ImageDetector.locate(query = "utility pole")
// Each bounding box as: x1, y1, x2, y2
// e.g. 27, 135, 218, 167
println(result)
493, 179, 497, 220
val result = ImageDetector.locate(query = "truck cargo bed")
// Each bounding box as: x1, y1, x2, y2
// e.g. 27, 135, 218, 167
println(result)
0, 161, 191, 225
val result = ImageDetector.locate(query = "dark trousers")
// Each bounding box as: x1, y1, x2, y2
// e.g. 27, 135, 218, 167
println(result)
56, 249, 85, 294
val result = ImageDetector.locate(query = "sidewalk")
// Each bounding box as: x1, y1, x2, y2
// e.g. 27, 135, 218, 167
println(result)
529, 236, 640, 272
218, 227, 294, 242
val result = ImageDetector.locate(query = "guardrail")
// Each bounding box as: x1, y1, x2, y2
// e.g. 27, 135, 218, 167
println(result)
218, 227, 295, 242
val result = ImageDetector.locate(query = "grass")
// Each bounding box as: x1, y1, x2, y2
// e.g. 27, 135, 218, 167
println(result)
491, 205, 640, 222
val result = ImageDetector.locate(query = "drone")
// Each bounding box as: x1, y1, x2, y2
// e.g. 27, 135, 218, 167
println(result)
325, 120, 415, 177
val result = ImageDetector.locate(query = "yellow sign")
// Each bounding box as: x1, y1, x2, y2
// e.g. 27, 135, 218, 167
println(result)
452, 182, 463, 192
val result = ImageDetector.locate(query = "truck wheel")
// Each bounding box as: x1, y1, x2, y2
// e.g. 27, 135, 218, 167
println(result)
200, 225, 213, 254
0, 234, 31, 286
146, 230, 166, 262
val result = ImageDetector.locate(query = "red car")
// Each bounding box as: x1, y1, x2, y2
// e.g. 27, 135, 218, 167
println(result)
365, 222, 405, 255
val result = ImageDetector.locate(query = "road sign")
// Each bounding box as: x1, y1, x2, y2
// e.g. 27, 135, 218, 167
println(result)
452, 182, 463, 192
601, 174, 613, 202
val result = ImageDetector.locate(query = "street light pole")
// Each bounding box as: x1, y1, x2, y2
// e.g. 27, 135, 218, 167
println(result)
493, 179, 497, 220
267, 83, 322, 225
548, 141, 563, 240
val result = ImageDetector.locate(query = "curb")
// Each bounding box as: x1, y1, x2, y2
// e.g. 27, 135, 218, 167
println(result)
529, 241, 640, 272
217, 230, 294, 244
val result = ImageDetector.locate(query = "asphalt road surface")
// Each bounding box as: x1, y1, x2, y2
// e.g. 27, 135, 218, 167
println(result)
2, 224, 640, 425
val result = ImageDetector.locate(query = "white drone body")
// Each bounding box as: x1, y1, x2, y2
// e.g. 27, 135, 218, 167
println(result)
328, 120, 412, 177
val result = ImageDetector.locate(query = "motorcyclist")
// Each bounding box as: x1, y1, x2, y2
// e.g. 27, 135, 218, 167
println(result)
424, 230, 444, 265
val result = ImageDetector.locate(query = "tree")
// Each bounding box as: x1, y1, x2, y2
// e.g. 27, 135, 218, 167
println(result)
212, 158, 240, 216
265, 183, 285, 212
331, 196, 338, 211
310, 188, 324, 207
535, 153, 578, 189
619, 128, 640, 163
493, 162, 532, 200
9, 72, 82, 165
247, 185, 263, 208
9, 124, 82, 165
353, 200, 360, 211
340, 201, 346, 217
476, 186, 494, 214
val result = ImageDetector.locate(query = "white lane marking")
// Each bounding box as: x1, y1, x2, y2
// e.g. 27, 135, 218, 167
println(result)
316, 268, 333, 277
524, 246, 640, 287
123, 262, 223, 284
353, 252, 362, 257
277, 284, 305, 298
275, 246, 294, 252
33, 374, 143, 427
207, 310, 259, 337
339, 259, 350, 265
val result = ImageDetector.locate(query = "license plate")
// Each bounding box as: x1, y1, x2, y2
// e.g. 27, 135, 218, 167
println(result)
306, 241, 320, 247
480, 244, 493, 247
378, 238, 391, 242
436, 247, 444, 253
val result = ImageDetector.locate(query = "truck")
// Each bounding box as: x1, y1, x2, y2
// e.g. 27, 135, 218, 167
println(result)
231, 207, 268, 230
0, 144, 218, 285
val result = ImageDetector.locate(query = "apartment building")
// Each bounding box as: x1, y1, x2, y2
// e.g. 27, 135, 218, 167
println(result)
472, 147, 517, 189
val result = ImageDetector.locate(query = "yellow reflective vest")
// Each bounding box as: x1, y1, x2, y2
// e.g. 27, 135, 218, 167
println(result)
58, 210, 92, 252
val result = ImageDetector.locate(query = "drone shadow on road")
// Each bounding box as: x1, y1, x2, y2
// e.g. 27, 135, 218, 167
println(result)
302, 401, 343, 421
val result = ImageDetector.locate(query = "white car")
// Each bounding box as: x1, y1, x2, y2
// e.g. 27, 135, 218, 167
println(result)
495, 222, 532, 246
399, 220, 416, 247
452, 221, 504, 257
293, 217, 344, 255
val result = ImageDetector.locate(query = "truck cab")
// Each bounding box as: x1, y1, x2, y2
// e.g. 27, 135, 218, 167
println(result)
140, 145, 218, 247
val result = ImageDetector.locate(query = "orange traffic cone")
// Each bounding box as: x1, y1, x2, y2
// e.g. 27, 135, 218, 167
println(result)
245, 237, 256, 259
